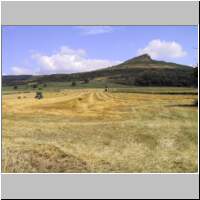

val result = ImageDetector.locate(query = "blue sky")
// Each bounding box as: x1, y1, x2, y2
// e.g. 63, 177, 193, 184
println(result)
2, 26, 198, 75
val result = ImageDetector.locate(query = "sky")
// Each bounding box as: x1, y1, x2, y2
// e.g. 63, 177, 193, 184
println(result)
2, 25, 198, 75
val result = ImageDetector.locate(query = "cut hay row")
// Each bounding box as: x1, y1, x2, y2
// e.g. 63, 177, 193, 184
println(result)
2, 88, 198, 172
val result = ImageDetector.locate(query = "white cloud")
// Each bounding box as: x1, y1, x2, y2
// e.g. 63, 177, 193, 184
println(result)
31, 46, 121, 74
11, 66, 32, 75
78, 26, 113, 35
137, 39, 187, 59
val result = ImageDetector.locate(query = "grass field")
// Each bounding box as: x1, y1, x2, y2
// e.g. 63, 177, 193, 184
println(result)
2, 80, 129, 93
2, 86, 198, 173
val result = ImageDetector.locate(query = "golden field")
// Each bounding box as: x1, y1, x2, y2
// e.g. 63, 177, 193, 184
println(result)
2, 88, 198, 173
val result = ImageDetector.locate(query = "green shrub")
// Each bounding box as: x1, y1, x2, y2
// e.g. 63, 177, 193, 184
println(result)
13, 85, 18, 90
35, 91, 43, 99
32, 84, 38, 89
71, 81, 76, 86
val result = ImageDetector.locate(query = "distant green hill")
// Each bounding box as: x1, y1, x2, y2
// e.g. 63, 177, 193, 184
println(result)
2, 54, 196, 87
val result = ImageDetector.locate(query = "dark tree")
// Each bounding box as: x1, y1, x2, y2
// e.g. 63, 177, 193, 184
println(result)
134, 70, 194, 87
193, 66, 198, 87
13, 85, 18, 90
84, 79, 89, 84
71, 81, 76, 86
32, 84, 38, 89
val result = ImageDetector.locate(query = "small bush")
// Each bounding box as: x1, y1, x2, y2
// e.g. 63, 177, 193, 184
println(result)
83, 79, 89, 84
32, 84, 38, 89
105, 85, 109, 92
35, 91, 43, 99
13, 85, 18, 90
71, 81, 76, 86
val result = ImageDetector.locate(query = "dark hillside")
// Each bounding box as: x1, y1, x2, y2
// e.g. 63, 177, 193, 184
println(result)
2, 54, 196, 87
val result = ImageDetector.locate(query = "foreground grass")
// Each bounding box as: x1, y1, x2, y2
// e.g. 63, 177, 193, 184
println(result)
2, 88, 198, 172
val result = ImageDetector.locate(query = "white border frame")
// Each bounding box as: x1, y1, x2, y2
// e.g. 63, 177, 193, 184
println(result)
0, 1, 199, 199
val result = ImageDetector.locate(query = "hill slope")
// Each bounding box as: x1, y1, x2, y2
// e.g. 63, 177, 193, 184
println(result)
2, 54, 196, 87
110, 54, 191, 70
